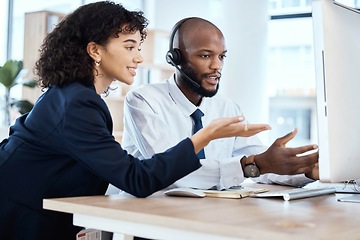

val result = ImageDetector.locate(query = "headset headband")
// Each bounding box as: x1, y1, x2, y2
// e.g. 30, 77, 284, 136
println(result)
168, 17, 195, 52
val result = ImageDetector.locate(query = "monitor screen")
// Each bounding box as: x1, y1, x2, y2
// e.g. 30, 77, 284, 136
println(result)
333, 0, 360, 14
312, 0, 360, 183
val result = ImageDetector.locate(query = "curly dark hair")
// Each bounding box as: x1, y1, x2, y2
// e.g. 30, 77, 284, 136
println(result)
34, 1, 148, 89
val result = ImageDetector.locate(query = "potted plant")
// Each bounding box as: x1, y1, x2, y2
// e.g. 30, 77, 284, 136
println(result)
0, 60, 36, 126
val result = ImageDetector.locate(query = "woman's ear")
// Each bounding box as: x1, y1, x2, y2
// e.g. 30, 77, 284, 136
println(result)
87, 42, 101, 62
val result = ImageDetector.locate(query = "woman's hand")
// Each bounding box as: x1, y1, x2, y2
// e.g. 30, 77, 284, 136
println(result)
205, 116, 271, 138
190, 116, 271, 155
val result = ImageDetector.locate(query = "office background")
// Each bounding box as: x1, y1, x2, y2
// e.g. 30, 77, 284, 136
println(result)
0, 0, 320, 146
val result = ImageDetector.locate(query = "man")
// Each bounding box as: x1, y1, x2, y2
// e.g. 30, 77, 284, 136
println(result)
121, 17, 318, 190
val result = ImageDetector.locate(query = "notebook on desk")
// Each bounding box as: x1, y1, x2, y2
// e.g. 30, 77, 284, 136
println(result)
164, 187, 268, 199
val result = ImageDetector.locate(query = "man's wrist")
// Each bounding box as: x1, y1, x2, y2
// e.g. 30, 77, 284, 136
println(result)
240, 155, 256, 170
241, 155, 260, 178
245, 155, 256, 165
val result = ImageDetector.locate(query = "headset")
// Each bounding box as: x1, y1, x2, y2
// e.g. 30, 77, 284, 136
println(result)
165, 17, 201, 89
166, 17, 194, 66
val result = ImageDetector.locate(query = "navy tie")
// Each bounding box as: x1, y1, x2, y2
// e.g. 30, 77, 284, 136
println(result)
190, 109, 205, 159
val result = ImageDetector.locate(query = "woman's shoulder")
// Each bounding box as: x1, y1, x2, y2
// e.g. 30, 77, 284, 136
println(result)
49, 82, 98, 101
44, 83, 106, 111
62, 82, 97, 95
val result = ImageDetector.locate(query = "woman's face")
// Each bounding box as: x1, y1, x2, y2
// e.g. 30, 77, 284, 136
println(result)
96, 30, 143, 86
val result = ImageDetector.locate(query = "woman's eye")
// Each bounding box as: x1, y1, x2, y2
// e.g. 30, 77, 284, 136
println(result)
126, 47, 135, 51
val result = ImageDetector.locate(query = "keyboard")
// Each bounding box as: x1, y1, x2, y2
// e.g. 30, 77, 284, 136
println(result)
252, 187, 336, 201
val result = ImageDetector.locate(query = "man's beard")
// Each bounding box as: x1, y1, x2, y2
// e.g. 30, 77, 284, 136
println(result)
180, 64, 219, 98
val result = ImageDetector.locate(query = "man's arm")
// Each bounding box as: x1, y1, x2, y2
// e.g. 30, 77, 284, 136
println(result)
122, 90, 180, 159
122, 88, 262, 189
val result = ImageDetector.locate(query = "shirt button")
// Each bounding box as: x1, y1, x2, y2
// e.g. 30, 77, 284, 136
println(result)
233, 177, 240, 185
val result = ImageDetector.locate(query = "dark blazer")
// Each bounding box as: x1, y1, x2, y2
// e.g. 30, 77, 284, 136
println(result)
0, 82, 201, 240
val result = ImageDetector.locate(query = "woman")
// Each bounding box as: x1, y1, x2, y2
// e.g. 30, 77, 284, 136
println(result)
0, 1, 269, 239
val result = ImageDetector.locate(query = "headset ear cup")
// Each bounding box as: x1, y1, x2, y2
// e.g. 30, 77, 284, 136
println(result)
166, 49, 182, 66
166, 48, 182, 66
166, 50, 175, 66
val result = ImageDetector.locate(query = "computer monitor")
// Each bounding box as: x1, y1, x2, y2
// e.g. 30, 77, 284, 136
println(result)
312, 0, 360, 183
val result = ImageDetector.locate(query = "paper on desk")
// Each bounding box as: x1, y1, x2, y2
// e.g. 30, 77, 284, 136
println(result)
164, 187, 268, 199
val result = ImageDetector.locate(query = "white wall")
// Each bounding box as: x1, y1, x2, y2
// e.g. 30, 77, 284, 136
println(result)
221, 0, 269, 129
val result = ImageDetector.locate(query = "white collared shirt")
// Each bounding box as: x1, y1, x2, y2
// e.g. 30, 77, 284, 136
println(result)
121, 75, 312, 189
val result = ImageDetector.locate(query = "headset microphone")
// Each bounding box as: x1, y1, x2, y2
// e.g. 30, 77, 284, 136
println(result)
166, 17, 201, 90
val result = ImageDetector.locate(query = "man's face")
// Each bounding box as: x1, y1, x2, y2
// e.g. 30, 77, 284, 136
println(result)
180, 27, 226, 97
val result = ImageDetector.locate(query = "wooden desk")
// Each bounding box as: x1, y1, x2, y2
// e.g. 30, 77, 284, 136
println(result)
43, 184, 360, 240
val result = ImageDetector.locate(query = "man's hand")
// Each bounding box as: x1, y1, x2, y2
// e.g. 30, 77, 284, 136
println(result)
255, 128, 319, 179
305, 163, 319, 180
